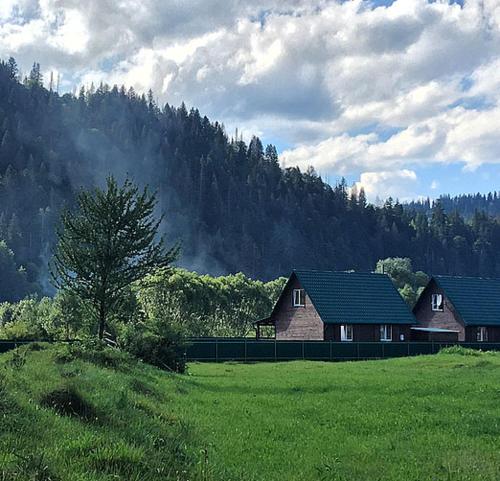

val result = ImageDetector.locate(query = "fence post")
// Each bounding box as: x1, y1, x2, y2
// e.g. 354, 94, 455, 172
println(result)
381, 342, 385, 359
244, 338, 247, 363
274, 339, 277, 362
329, 340, 332, 361
215, 338, 218, 363
302, 341, 305, 360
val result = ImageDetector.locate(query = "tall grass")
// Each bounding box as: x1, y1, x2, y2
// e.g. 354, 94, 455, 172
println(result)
0, 344, 194, 480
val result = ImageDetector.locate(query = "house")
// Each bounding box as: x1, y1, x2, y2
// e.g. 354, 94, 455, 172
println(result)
413, 276, 500, 342
256, 270, 415, 341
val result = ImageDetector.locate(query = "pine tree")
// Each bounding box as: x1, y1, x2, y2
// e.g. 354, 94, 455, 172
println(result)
51, 177, 179, 338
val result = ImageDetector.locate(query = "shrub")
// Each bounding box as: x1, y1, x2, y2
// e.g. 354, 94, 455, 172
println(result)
120, 322, 187, 373
439, 346, 482, 356
54, 338, 133, 369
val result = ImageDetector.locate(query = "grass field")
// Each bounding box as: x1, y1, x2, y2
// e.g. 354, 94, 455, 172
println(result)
174, 350, 500, 481
1, 345, 500, 480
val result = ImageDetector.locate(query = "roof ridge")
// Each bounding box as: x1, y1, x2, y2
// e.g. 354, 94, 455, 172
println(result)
293, 269, 387, 276
434, 274, 500, 281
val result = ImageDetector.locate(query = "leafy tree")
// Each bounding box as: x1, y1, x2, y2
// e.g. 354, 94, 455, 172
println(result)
51, 177, 179, 339
376, 257, 428, 307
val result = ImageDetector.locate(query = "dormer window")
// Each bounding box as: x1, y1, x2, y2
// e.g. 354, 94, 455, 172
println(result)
292, 288, 305, 307
431, 294, 444, 312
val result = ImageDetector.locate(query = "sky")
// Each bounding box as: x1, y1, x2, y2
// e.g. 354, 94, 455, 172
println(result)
1, 0, 500, 201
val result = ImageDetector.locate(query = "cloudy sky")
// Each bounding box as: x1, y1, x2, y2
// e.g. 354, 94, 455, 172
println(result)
1, 0, 500, 201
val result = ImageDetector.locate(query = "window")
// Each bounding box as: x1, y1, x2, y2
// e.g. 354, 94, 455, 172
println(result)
476, 327, 487, 342
341, 324, 353, 342
431, 294, 444, 312
292, 289, 305, 307
380, 324, 392, 342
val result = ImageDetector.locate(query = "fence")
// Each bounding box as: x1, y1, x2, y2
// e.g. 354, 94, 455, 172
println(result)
2, 339, 500, 363
186, 338, 500, 362
0, 340, 36, 354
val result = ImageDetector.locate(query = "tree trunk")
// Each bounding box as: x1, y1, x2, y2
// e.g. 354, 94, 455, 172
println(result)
98, 302, 106, 339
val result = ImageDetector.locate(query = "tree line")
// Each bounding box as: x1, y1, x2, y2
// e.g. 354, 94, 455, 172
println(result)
407, 193, 500, 220
2, 57, 500, 302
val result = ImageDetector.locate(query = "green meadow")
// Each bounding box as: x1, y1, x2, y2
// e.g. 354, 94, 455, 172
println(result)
1, 344, 500, 480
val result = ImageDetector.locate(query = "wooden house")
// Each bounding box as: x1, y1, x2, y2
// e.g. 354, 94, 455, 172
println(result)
256, 270, 415, 341
413, 276, 500, 342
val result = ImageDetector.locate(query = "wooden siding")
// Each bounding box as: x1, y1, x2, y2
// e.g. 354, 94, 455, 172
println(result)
413, 280, 466, 341
324, 324, 411, 342
464, 326, 500, 342
274, 277, 324, 340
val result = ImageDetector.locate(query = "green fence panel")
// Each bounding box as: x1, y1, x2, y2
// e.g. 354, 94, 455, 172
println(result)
246, 341, 276, 361
381, 342, 409, 358
331, 343, 358, 359
358, 343, 384, 359
304, 342, 331, 360
408, 343, 434, 356
0, 342, 16, 354
186, 341, 217, 361
276, 342, 303, 360
217, 341, 246, 360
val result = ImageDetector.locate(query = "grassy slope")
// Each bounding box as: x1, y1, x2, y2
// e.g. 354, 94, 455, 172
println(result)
1, 346, 500, 481
0, 344, 197, 481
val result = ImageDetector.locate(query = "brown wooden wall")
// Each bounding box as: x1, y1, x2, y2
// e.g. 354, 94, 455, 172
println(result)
323, 324, 411, 342
464, 326, 500, 342
274, 277, 324, 340
413, 280, 465, 341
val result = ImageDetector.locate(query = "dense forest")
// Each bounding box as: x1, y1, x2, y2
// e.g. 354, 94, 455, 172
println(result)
2, 57, 500, 302
407, 193, 500, 220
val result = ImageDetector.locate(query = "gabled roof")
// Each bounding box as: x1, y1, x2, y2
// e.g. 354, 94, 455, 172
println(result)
432, 275, 500, 326
278, 270, 415, 325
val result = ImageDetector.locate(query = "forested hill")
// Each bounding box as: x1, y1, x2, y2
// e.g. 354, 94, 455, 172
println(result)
407, 193, 500, 220
2, 57, 500, 301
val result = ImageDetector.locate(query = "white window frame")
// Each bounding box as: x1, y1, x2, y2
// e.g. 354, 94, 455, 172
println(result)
340, 324, 353, 342
380, 324, 392, 342
431, 293, 444, 312
476, 326, 487, 342
292, 288, 305, 307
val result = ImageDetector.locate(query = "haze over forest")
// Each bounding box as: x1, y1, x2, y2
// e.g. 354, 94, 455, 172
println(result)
1, 58, 500, 302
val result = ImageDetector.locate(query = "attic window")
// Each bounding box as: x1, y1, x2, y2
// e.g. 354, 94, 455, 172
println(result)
292, 289, 305, 307
431, 294, 444, 312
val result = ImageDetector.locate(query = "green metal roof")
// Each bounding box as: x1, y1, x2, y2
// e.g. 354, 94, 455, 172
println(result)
433, 276, 500, 326
293, 270, 415, 325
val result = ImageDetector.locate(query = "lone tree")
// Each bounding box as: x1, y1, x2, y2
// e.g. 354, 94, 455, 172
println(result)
51, 176, 179, 339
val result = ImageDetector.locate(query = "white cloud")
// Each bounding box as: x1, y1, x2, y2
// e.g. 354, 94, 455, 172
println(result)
2, 0, 500, 185
355, 170, 419, 203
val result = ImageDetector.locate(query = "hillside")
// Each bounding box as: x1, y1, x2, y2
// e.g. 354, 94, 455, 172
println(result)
2, 58, 500, 301
2, 344, 500, 480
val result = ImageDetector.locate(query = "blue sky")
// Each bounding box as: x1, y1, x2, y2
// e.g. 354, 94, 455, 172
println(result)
1, 0, 499, 201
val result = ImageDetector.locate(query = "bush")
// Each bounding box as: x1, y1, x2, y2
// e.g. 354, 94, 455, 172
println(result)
439, 346, 483, 356
54, 338, 133, 369
120, 322, 187, 373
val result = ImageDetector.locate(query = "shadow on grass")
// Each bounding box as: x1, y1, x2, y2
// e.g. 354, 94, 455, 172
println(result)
40, 385, 102, 423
